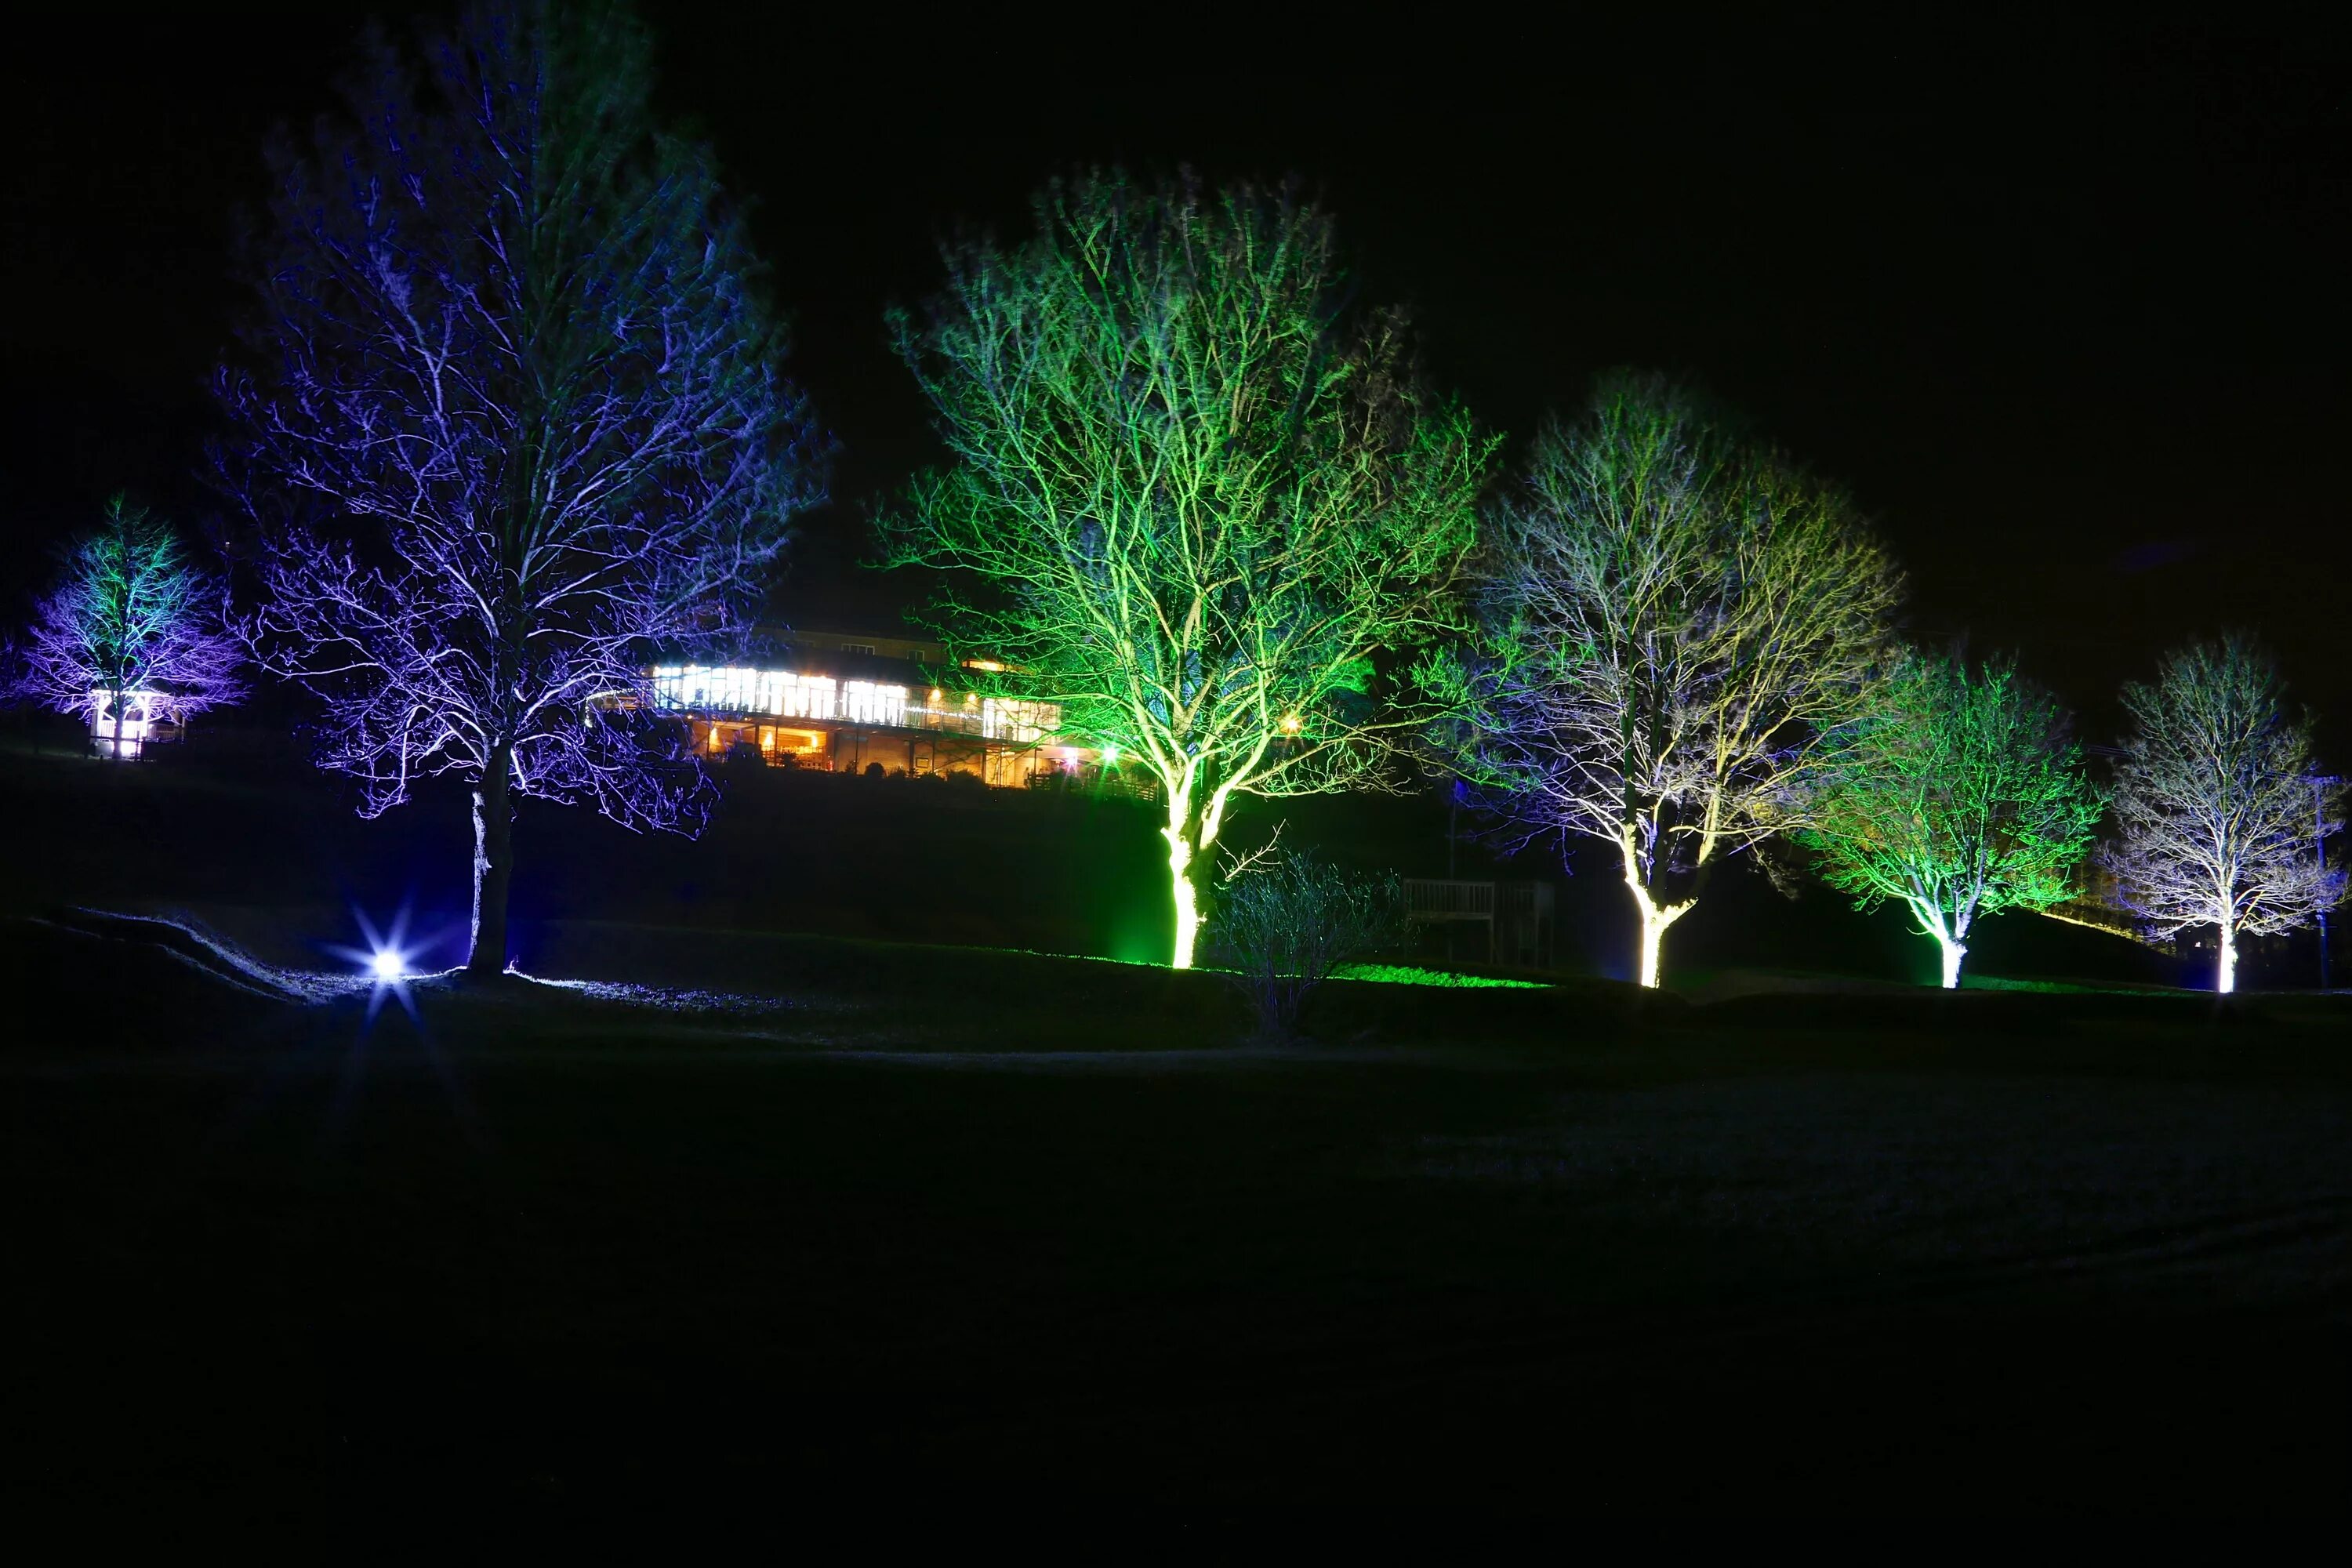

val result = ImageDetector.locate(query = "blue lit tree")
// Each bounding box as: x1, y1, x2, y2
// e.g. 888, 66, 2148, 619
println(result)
218, 1, 823, 974
9, 496, 245, 758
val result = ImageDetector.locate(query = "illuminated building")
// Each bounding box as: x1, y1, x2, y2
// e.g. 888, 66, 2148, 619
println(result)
640, 627, 1113, 787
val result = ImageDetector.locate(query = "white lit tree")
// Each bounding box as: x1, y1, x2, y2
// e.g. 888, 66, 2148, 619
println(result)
2103, 636, 2344, 993
886, 172, 1492, 968
9, 496, 245, 757
217, 2, 822, 975
1457, 376, 1901, 988
1797, 652, 2103, 988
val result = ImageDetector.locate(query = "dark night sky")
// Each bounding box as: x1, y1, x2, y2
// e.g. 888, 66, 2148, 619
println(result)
3, 5, 2346, 742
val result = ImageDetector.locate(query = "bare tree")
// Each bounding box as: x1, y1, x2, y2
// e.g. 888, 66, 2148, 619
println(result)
1798, 652, 2103, 988
886, 172, 1491, 968
1458, 376, 1900, 988
217, 1, 823, 974
2103, 637, 2344, 993
9, 496, 244, 758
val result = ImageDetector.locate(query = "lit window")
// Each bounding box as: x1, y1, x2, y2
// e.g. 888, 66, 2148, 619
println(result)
841, 681, 908, 728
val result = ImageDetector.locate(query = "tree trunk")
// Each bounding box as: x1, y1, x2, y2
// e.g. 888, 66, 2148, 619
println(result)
1628, 884, 1690, 990
110, 682, 125, 762
1923, 905, 1969, 989
1160, 779, 1240, 970
1636, 902, 1665, 989
1171, 854, 1202, 970
2216, 916, 2237, 995
467, 749, 515, 976
1165, 795, 1203, 971
1621, 835, 1696, 990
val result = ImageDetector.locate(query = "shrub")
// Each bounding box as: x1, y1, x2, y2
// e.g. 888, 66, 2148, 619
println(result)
1207, 849, 1408, 1037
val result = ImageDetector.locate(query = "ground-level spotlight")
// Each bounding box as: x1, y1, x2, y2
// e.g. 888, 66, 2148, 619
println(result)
326, 906, 431, 1022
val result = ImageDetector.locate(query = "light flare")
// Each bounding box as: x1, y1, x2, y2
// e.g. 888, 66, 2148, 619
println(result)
326, 906, 437, 1022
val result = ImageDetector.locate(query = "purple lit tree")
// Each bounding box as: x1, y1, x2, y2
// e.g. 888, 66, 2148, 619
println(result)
2102, 637, 2344, 993
9, 496, 245, 758
217, 1, 823, 974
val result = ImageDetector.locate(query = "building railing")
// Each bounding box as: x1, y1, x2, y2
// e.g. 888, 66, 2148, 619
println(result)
1404, 879, 1497, 919
900, 695, 1060, 744
1402, 878, 1555, 967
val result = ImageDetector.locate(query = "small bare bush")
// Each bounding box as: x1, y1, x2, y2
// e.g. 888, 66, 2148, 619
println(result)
1208, 849, 1408, 1037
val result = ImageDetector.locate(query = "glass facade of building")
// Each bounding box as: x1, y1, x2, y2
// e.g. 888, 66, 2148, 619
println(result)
644, 661, 1080, 785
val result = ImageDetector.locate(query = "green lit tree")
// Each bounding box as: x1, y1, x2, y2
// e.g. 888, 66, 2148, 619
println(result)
1797, 652, 2103, 988
1456, 377, 1901, 988
886, 172, 1493, 968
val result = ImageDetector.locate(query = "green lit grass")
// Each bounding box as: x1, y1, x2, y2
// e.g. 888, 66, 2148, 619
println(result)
1333, 961, 1544, 989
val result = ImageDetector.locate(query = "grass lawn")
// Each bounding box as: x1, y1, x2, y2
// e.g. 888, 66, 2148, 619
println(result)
3, 909, 2349, 1519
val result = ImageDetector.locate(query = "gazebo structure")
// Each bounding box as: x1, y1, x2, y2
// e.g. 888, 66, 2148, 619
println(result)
87, 688, 181, 760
